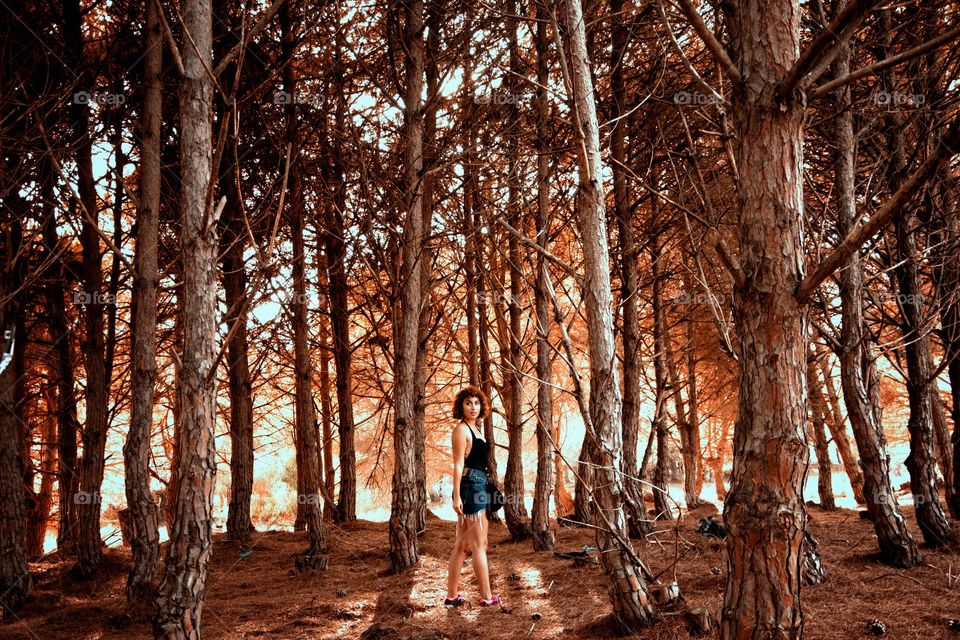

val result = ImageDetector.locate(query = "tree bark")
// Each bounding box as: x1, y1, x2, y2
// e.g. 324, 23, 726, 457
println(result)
816, 354, 866, 504
532, 4, 556, 552
807, 354, 836, 510
720, 2, 809, 636
152, 0, 218, 632
830, 21, 920, 567
65, 0, 110, 578
27, 391, 57, 559
124, 0, 163, 599
561, 0, 656, 630
389, 0, 426, 573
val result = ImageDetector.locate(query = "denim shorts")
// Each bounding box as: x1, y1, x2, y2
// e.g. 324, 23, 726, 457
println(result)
457, 468, 489, 519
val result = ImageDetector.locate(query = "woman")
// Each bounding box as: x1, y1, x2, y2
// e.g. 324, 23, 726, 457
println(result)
444, 385, 501, 607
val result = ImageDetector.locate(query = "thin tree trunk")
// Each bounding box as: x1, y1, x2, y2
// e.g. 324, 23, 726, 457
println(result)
389, 0, 426, 573
816, 354, 866, 504
649, 192, 673, 521
561, 0, 655, 630
831, 20, 920, 567
682, 269, 704, 505
152, 0, 218, 631
807, 354, 836, 510
531, 5, 555, 551
124, 0, 162, 599
65, 0, 110, 578
324, 31, 357, 521
316, 247, 336, 521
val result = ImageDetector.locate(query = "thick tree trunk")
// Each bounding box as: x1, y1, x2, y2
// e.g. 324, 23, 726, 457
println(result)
65, 0, 110, 578
831, 28, 920, 567
807, 355, 836, 510
389, 0, 426, 573
561, 0, 655, 630
124, 0, 163, 600
0, 198, 31, 612
720, 2, 809, 636
531, 6, 555, 552
152, 0, 218, 633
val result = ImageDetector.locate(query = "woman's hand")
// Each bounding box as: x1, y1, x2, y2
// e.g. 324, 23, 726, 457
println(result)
453, 495, 463, 516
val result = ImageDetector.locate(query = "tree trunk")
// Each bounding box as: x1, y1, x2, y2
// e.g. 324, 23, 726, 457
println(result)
649, 192, 674, 521
124, 0, 163, 599
316, 247, 336, 522
0, 194, 31, 612
323, 45, 357, 522
152, 0, 218, 632
280, 2, 330, 570
611, 0, 651, 538
892, 211, 954, 546
531, 5, 556, 552
807, 354, 836, 510
816, 355, 865, 504
389, 0, 426, 573
830, 23, 920, 567
27, 391, 57, 559
65, 0, 110, 578
561, 0, 655, 630
721, 2, 809, 636
927, 169, 960, 519
682, 270, 704, 505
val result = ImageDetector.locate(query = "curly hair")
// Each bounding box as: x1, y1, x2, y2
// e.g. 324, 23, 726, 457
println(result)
452, 385, 489, 421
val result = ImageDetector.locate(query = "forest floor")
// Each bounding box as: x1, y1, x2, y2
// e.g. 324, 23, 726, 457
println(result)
3, 503, 958, 639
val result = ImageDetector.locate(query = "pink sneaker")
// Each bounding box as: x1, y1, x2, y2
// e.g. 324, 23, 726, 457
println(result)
444, 593, 465, 607
479, 594, 501, 607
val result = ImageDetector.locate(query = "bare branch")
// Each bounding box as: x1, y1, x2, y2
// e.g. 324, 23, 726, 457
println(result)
673, 0, 741, 87
213, 0, 288, 77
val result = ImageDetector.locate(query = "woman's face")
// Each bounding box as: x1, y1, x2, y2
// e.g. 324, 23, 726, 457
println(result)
463, 396, 482, 421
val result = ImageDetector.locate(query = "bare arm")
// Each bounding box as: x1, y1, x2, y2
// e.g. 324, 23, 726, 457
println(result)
451, 424, 467, 507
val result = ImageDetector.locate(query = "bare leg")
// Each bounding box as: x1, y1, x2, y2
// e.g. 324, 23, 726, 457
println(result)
446, 514, 469, 598
470, 510, 493, 600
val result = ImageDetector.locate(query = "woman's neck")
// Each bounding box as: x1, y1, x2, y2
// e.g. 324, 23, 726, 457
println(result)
464, 418, 477, 428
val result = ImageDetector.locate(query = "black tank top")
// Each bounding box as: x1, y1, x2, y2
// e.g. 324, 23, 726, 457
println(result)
462, 423, 489, 473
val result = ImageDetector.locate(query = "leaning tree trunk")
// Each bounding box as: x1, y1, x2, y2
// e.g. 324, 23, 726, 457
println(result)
389, 0, 426, 573
152, 0, 218, 633
66, 0, 110, 578
561, 0, 655, 630
816, 354, 866, 504
531, 6, 556, 552
721, 1, 809, 636
881, 42, 954, 546
830, 26, 920, 567
124, 0, 162, 600
807, 353, 836, 510
893, 210, 954, 546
